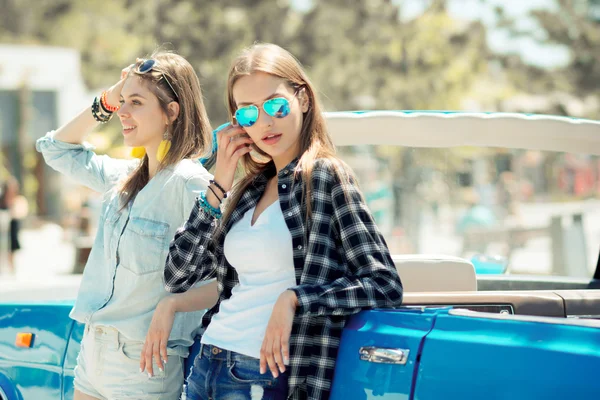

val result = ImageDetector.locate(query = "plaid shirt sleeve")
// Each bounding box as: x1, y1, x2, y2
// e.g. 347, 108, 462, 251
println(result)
164, 194, 220, 293
291, 164, 403, 317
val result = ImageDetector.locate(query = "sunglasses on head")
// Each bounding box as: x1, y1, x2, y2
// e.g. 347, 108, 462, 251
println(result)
234, 88, 302, 128
136, 59, 179, 101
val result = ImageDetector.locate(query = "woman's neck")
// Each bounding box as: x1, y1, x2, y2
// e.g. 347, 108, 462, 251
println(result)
272, 151, 299, 172
145, 144, 159, 179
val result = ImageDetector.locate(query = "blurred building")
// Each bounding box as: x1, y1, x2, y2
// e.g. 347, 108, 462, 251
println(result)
0, 45, 91, 219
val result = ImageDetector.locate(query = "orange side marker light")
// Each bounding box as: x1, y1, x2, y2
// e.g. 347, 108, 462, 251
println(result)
16, 333, 34, 348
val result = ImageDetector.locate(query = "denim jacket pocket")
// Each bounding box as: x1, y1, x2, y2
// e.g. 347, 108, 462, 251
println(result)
122, 217, 169, 275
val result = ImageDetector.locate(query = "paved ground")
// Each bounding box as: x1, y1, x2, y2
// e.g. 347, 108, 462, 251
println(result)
0, 223, 80, 301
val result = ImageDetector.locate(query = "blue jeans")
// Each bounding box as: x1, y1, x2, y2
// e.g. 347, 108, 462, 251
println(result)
184, 344, 289, 400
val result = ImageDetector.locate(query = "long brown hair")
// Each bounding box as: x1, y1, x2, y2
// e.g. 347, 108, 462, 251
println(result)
119, 51, 212, 207
222, 43, 352, 225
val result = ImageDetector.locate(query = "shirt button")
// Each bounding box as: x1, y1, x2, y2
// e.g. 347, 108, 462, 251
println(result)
297, 245, 303, 250
284, 170, 288, 174
288, 212, 293, 217
199, 245, 204, 250
282, 184, 287, 189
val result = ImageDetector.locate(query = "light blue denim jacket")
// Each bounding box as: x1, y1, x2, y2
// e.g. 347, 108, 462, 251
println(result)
36, 131, 213, 357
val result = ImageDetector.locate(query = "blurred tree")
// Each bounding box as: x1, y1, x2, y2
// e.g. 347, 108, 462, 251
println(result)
297, 0, 489, 111
533, 0, 600, 104
491, 0, 600, 199
0, 0, 500, 238
297, 0, 492, 250
0, 0, 72, 43
139, 0, 296, 123
0, 0, 493, 120
494, 0, 600, 119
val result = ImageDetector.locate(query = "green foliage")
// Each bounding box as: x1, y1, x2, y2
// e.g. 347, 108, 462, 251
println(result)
495, 0, 600, 118
0, 0, 495, 120
3, 0, 597, 240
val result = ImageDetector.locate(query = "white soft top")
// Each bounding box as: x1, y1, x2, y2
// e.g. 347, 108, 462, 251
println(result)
325, 111, 600, 155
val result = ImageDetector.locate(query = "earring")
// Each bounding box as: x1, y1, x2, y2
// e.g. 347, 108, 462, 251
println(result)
157, 130, 172, 162
131, 147, 146, 158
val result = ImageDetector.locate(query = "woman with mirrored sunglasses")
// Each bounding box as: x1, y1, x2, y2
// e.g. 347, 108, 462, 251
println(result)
161, 43, 404, 400
36, 52, 219, 400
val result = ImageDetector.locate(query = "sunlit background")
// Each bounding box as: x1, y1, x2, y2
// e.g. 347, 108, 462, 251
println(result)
1, 0, 599, 282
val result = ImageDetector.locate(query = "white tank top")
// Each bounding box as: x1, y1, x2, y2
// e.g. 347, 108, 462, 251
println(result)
201, 200, 296, 360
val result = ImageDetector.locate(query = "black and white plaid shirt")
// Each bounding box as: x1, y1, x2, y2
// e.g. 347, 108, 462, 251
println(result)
164, 158, 404, 400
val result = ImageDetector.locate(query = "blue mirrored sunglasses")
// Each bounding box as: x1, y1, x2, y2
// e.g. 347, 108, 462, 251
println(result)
136, 59, 179, 101
235, 97, 293, 128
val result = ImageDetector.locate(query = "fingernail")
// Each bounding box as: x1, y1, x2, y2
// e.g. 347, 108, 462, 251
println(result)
148, 372, 152, 378
159, 367, 164, 372
163, 359, 168, 365
139, 368, 142, 373
260, 368, 265, 374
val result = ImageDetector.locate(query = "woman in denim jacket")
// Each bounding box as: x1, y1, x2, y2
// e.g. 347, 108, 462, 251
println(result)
36, 52, 218, 400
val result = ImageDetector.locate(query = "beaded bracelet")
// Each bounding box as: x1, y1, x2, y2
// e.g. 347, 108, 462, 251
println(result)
101, 91, 120, 113
91, 97, 112, 123
199, 191, 222, 219
98, 100, 113, 119
209, 179, 228, 199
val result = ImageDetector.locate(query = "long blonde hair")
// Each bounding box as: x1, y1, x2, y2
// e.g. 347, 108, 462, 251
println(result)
222, 43, 351, 225
120, 51, 212, 207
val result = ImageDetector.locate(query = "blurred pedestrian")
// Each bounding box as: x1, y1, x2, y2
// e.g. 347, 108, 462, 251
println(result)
0, 176, 28, 274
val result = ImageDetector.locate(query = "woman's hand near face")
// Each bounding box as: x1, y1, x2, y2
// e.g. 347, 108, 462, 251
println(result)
205, 124, 253, 208
104, 64, 134, 109
51, 64, 134, 144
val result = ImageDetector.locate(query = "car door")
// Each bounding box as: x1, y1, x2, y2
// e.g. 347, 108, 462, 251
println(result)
414, 309, 600, 400
0, 303, 74, 400
330, 308, 438, 399
330, 307, 600, 400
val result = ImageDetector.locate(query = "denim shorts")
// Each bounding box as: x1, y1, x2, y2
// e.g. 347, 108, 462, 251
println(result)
183, 344, 289, 400
73, 324, 184, 400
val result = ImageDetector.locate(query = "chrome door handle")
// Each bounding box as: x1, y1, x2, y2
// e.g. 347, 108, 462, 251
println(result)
359, 347, 410, 365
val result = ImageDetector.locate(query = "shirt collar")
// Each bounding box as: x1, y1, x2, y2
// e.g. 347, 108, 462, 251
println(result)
253, 158, 301, 186
277, 157, 301, 181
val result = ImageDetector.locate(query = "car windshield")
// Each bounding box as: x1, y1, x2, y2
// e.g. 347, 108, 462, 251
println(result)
339, 145, 599, 278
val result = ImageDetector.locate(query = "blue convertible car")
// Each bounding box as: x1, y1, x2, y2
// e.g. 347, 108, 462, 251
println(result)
1, 112, 600, 399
